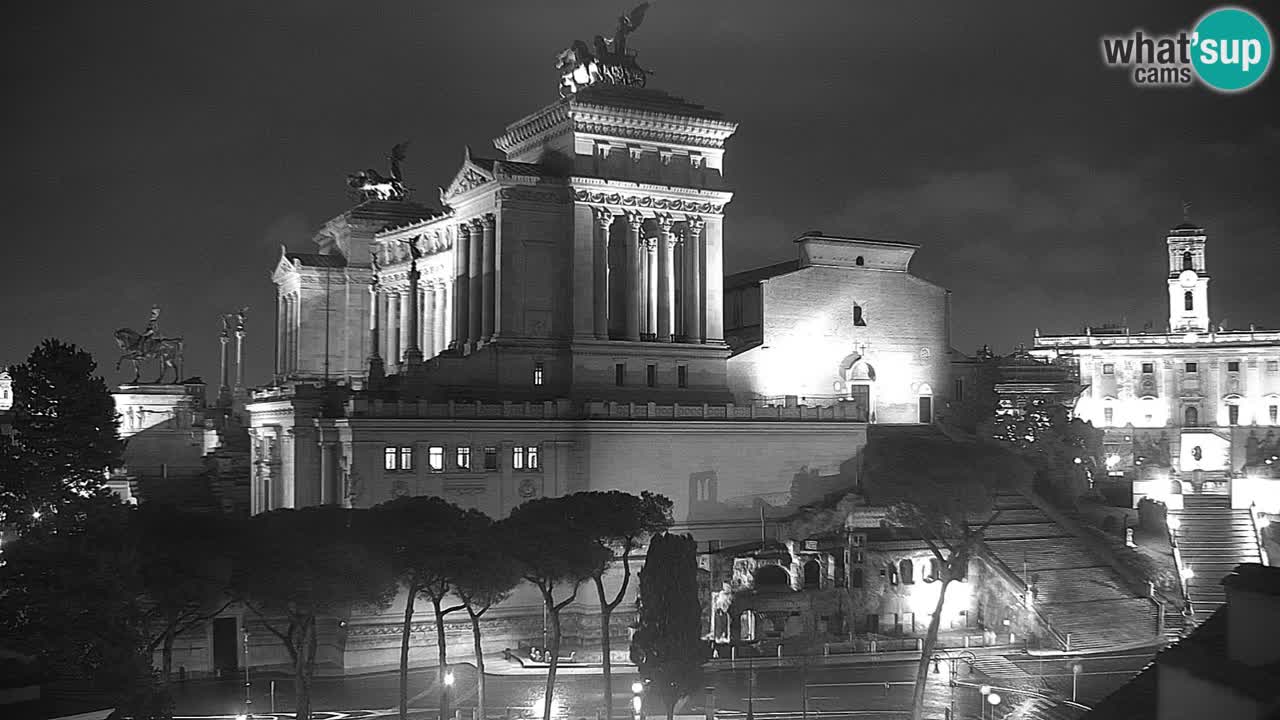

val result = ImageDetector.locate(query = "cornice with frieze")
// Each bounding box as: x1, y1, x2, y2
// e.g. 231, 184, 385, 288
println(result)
570, 185, 729, 217
493, 102, 572, 156
496, 185, 572, 207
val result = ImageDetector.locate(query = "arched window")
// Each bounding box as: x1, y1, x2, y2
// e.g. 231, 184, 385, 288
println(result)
1184, 406, 1199, 427
755, 564, 789, 588
1185, 291, 1194, 311
925, 557, 941, 583
855, 256, 865, 266
803, 560, 821, 589
899, 559, 914, 585
1183, 251, 1193, 271
853, 305, 866, 326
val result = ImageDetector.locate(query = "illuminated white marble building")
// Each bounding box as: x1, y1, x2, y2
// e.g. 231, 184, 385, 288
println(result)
1033, 219, 1280, 506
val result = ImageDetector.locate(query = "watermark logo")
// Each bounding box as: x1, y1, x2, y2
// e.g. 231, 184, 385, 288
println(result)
1101, 6, 1272, 92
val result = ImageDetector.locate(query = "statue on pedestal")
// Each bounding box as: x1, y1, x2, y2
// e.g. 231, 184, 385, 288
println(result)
114, 305, 185, 384
557, 3, 653, 96
347, 142, 411, 201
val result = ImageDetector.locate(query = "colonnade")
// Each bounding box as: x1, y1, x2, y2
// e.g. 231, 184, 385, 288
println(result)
592, 209, 711, 343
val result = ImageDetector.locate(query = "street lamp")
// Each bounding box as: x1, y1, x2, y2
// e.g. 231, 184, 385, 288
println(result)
1072, 661, 1084, 703
979, 685, 991, 720
632, 680, 644, 720
242, 626, 252, 719
441, 667, 455, 720
987, 692, 1002, 719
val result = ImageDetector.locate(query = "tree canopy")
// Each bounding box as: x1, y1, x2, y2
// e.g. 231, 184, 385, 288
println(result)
630, 533, 706, 720
1, 340, 123, 529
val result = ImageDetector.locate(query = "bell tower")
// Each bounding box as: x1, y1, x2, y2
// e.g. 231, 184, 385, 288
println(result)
1167, 208, 1210, 333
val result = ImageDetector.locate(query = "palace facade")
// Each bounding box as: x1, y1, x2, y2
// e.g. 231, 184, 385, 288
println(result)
1033, 220, 1280, 511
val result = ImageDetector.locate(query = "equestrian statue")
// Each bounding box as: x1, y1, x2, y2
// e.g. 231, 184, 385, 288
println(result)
114, 305, 185, 384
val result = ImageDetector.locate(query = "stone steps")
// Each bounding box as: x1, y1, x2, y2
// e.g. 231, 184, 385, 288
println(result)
1170, 500, 1262, 620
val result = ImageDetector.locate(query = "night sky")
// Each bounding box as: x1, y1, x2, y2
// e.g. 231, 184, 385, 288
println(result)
3, 1, 1277, 387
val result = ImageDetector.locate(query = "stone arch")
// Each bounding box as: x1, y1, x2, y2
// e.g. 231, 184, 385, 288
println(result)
755, 564, 790, 588
1183, 251, 1193, 270
855, 255, 865, 266
803, 559, 821, 589
1185, 406, 1199, 427
899, 559, 915, 584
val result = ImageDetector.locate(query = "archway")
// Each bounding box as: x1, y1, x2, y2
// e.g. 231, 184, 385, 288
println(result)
755, 564, 790, 589
803, 559, 821, 589
1184, 406, 1199, 427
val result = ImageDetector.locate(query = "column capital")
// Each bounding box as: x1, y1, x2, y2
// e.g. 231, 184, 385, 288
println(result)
458, 220, 474, 236
481, 212, 497, 229
625, 210, 646, 231
592, 206, 616, 229
684, 215, 706, 234
656, 212, 677, 236
468, 216, 485, 231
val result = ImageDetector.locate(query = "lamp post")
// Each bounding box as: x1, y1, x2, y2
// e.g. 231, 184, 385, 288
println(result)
979, 685, 991, 720
242, 626, 252, 720
932, 650, 976, 719
632, 680, 645, 720
746, 656, 755, 720
987, 691, 1002, 719
1072, 661, 1084, 703
442, 667, 455, 720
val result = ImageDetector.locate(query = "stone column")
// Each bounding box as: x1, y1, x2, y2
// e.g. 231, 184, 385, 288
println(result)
645, 238, 658, 338
702, 215, 725, 343
275, 293, 285, 376
423, 283, 436, 357
625, 212, 643, 341
433, 284, 447, 356
468, 218, 484, 348
481, 213, 497, 342
657, 214, 677, 342
367, 284, 384, 384
285, 294, 296, 373
404, 251, 423, 365
234, 328, 245, 390
218, 331, 230, 400
684, 216, 705, 343
592, 207, 613, 340
454, 223, 471, 350
442, 282, 453, 351
388, 291, 401, 369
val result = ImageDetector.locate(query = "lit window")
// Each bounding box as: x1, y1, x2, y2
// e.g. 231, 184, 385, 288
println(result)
398, 446, 413, 471
1104, 407, 1114, 425
1185, 362, 1198, 374
513, 446, 525, 470
1102, 363, 1114, 375
384, 447, 398, 471
646, 364, 656, 387
386, 446, 412, 472
1141, 362, 1154, 374
483, 446, 498, 471
533, 362, 544, 386
615, 363, 625, 386
512, 446, 541, 471
456, 446, 471, 470
677, 366, 688, 388
1228, 361, 1240, 373
527, 445, 540, 470
428, 446, 445, 472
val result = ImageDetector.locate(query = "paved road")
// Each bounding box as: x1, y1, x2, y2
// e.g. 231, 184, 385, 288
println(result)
168, 649, 1156, 720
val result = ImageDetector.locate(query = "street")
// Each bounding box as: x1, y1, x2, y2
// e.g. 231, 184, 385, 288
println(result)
165, 648, 1157, 720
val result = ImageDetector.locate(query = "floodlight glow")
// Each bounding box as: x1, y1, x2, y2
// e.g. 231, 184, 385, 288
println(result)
979, 685, 991, 695
632, 682, 645, 694
444, 671, 455, 686
1106, 454, 1121, 469
1182, 566, 1195, 580
1258, 515, 1271, 528
632, 696, 643, 713
1167, 516, 1181, 531
987, 693, 1002, 706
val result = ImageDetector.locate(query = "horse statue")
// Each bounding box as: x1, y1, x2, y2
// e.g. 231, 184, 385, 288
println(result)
114, 328, 185, 384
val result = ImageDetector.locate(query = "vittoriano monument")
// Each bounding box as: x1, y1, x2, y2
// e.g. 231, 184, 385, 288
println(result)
347, 141, 411, 201
556, 2, 653, 96
114, 305, 185, 384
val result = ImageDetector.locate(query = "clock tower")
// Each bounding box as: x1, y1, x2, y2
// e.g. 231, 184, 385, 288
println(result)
1167, 214, 1209, 333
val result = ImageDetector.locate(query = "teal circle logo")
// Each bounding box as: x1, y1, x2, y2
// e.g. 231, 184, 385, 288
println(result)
1192, 6, 1273, 92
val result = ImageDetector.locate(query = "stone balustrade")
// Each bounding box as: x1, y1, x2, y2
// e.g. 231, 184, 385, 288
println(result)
340, 397, 869, 421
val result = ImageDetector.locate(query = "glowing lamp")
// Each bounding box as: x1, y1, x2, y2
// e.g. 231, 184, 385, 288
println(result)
979, 685, 992, 696
987, 693, 1002, 706
632, 696, 643, 713
31, 510, 41, 520
444, 671, 455, 686
632, 682, 645, 695
1073, 457, 1082, 464
236, 715, 248, 720
1167, 516, 1181, 531
1258, 515, 1271, 529
1182, 566, 1195, 580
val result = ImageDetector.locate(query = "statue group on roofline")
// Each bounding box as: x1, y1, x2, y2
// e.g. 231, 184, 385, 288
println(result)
114, 305, 185, 384
557, 3, 653, 96
347, 141, 411, 202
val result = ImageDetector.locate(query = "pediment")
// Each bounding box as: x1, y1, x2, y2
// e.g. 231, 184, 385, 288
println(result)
441, 150, 495, 202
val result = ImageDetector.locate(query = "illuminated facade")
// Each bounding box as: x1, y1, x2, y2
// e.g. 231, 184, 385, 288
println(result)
724, 233, 952, 423
0, 370, 11, 411
1033, 220, 1280, 510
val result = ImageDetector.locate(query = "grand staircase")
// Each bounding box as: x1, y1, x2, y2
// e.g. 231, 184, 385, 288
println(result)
1170, 493, 1263, 619
977, 494, 1160, 651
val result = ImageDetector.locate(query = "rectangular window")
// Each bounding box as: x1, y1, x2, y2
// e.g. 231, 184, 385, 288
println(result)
527, 444, 540, 470
1269, 360, 1279, 373
1102, 363, 1115, 375
647, 364, 657, 387
513, 446, 525, 470
677, 365, 688, 388
852, 550, 864, 564
455, 446, 471, 470
384, 447, 398, 471
1228, 361, 1241, 373
398, 446, 413, 472
615, 363, 625, 386
954, 378, 964, 401
1229, 405, 1240, 425
1271, 406, 1278, 424
428, 445, 445, 472
533, 362, 544, 386
1141, 362, 1154, 374
1185, 362, 1198, 374
483, 446, 498, 471
1104, 407, 1114, 425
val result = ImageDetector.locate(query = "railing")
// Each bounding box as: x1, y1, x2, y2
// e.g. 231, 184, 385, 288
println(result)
1167, 513, 1194, 618
1250, 501, 1270, 567
584, 401, 868, 422
978, 547, 1070, 651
